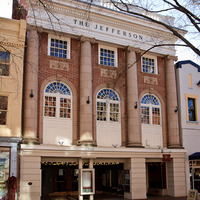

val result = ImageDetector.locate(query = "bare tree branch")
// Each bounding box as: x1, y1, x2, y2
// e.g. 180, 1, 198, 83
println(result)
112, 43, 188, 88
110, 0, 200, 57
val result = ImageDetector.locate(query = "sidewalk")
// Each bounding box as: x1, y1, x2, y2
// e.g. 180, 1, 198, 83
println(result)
95, 194, 187, 200
42, 194, 187, 200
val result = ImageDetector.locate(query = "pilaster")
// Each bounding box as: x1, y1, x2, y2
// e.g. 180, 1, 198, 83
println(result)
23, 26, 39, 143
78, 36, 95, 146
165, 55, 181, 148
126, 46, 142, 147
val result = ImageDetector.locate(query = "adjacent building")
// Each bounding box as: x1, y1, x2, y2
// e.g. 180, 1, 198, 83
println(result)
19, 0, 187, 199
176, 60, 200, 194
0, 17, 26, 199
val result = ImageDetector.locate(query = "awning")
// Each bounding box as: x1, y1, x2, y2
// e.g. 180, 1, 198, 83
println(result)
189, 152, 200, 160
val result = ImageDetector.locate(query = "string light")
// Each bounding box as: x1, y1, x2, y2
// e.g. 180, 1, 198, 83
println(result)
41, 161, 121, 166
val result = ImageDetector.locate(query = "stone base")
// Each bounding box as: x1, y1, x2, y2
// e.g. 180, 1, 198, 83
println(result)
168, 144, 184, 149
77, 140, 95, 146
168, 145, 184, 149
126, 142, 144, 148
21, 138, 40, 144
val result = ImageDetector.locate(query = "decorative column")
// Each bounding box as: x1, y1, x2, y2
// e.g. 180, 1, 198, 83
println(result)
126, 46, 142, 147
23, 26, 39, 143
79, 36, 95, 146
165, 55, 181, 148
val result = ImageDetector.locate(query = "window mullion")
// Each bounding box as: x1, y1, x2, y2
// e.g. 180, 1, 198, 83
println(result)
57, 95, 59, 119
107, 101, 110, 122
150, 105, 152, 125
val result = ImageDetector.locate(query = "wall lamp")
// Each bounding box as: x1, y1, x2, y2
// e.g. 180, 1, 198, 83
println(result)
29, 89, 34, 98
174, 106, 178, 113
134, 102, 138, 109
86, 96, 90, 104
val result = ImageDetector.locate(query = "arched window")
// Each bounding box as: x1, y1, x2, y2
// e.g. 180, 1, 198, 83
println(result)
44, 81, 72, 119
96, 88, 120, 122
141, 94, 161, 125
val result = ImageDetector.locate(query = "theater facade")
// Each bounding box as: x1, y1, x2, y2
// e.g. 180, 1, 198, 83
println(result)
20, 0, 187, 199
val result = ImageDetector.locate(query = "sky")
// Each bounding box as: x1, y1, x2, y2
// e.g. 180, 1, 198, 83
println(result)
0, 0, 12, 19
0, 0, 199, 65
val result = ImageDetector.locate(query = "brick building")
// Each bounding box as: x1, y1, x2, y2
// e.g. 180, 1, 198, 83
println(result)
19, 0, 187, 199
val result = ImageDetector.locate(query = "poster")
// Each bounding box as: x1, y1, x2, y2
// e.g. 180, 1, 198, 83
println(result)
80, 169, 95, 195
187, 190, 199, 200
82, 171, 91, 189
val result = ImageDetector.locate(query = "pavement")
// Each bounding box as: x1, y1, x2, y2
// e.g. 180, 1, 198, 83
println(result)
41, 194, 187, 200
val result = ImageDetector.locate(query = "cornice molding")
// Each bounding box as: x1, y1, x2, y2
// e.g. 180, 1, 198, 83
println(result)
127, 46, 140, 53
28, 1, 177, 55
80, 36, 96, 44
27, 24, 43, 33
0, 41, 25, 48
30, 0, 174, 41
165, 55, 178, 61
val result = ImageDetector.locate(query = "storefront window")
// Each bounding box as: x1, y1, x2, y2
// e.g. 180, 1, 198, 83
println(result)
0, 147, 10, 199
190, 161, 200, 193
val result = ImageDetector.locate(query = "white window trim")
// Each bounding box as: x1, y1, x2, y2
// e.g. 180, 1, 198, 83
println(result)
185, 94, 199, 123
141, 54, 158, 74
141, 95, 161, 126
97, 98, 121, 124
48, 34, 71, 59
98, 44, 118, 67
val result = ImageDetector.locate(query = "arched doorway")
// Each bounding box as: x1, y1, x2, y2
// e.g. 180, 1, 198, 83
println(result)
43, 81, 72, 146
141, 94, 162, 148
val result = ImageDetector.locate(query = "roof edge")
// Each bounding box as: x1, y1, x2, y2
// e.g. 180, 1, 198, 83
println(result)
175, 60, 200, 72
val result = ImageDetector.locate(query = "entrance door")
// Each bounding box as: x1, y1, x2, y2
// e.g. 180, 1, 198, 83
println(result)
94, 163, 124, 197
147, 162, 167, 196
41, 163, 78, 199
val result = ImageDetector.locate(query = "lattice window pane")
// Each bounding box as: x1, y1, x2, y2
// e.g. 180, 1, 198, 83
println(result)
50, 38, 67, 58
97, 88, 119, 101
0, 51, 10, 76
97, 102, 107, 121
188, 98, 196, 121
45, 82, 71, 95
141, 94, 159, 105
142, 57, 155, 74
0, 96, 8, 125
60, 98, 71, 118
100, 48, 115, 67
44, 96, 56, 117
110, 103, 119, 122
152, 107, 160, 125
141, 106, 149, 124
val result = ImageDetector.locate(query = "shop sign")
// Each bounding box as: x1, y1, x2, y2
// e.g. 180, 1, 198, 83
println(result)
187, 189, 199, 200
73, 19, 144, 42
